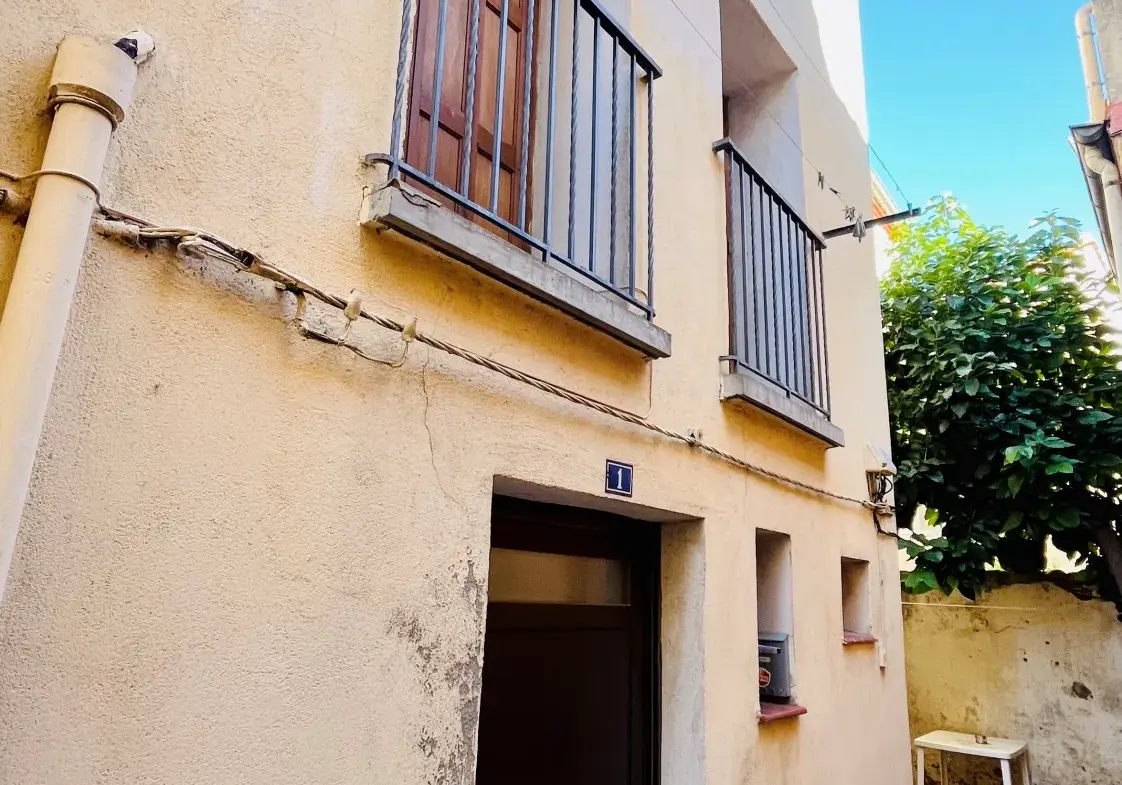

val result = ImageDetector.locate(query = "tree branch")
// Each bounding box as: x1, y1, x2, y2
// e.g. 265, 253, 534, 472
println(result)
1096, 525, 1122, 598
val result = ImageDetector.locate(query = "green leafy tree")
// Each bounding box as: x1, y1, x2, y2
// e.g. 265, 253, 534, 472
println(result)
881, 198, 1122, 605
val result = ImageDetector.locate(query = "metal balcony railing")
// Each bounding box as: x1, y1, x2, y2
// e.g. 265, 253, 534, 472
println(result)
369, 0, 662, 320
714, 139, 831, 418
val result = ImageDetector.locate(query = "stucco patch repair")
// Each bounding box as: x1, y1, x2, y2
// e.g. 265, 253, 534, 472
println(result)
390, 558, 487, 785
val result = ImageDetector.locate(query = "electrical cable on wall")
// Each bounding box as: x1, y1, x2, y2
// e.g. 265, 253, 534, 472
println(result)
72, 196, 890, 515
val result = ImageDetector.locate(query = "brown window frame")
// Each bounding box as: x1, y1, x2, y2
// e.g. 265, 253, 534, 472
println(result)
405, 0, 541, 237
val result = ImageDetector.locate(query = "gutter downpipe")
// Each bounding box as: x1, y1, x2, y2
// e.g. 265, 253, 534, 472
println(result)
0, 34, 150, 605
1077, 4, 1122, 275
1078, 3, 1108, 123
1085, 144, 1122, 274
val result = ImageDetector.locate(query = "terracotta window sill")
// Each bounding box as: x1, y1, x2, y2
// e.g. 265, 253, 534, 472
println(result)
759, 702, 808, 724
842, 632, 877, 646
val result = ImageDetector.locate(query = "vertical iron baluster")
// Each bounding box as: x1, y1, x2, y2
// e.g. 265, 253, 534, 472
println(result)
460, 0, 482, 194
609, 41, 619, 285
793, 223, 803, 394
517, 0, 537, 230
750, 176, 761, 372
427, 0, 451, 177
803, 225, 812, 399
645, 74, 655, 316
390, 0, 416, 181
818, 246, 832, 415
785, 217, 796, 394
787, 217, 798, 393
757, 185, 769, 376
779, 210, 791, 389
803, 234, 821, 410
766, 194, 778, 379
736, 163, 749, 366
809, 235, 824, 408
542, 0, 560, 253
776, 204, 785, 385
567, 1, 581, 258
788, 217, 801, 396
628, 54, 637, 297
588, 20, 601, 275
490, 0, 512, 212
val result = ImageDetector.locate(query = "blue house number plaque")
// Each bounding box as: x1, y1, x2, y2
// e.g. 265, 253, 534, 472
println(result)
605, 460, 634, 497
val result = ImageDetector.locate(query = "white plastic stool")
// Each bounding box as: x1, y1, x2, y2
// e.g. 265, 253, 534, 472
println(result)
914, 730, 1031, 785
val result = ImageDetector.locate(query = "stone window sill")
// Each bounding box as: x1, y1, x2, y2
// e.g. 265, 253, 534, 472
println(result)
719, 368, 844, 448
759, 702, 807, 724
842, 632, 877, 646
360, 182, 672, 359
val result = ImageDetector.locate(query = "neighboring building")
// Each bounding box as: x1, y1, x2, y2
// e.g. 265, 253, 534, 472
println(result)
871, 171, 901, 276
0, 2, 908, 784
1074, 1, 1122, 280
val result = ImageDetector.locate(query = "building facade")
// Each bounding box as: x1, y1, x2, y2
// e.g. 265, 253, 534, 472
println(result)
1075, 1, 1122, 280
0, 1, 910, 783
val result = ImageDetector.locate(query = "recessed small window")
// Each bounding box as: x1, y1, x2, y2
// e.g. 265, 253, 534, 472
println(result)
841, 557, 874, 644
757, 530, 793, 638
757, 529, 796, 710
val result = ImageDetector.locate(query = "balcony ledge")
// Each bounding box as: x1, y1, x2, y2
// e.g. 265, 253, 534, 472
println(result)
360, 182, 671, 360
720, 369, 844, 448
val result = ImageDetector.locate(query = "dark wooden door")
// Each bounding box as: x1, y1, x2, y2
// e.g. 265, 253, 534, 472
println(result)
478, 605, 631, 784
406, 0, 535, 231
475, 498, 658, 785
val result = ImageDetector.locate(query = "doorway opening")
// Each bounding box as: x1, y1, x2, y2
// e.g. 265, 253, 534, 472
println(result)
476, 495, 659, 785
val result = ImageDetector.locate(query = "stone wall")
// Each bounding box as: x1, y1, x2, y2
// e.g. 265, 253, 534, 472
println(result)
905, 582, 1122, 785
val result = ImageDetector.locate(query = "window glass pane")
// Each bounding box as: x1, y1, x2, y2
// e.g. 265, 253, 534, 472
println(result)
488, 548, 630, 605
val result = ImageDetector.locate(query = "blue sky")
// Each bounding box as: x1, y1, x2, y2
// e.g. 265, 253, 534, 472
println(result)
860, 0, 1096, 237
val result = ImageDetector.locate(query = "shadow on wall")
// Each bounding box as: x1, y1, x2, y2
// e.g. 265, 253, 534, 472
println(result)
904, 582, 1122, 785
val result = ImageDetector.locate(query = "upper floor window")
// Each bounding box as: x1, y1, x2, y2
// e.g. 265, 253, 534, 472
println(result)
716, 138, 830, 417
714, 0, 836, 441
383, 0, 661, 320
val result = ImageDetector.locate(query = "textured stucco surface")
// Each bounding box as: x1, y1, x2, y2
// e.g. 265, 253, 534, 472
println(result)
1095, 0, 1122, 103
0, 0, 909, 783
905, 584, 1122, 785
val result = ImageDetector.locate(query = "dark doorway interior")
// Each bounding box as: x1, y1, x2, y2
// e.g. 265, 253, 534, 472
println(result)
476, 496, 659, 785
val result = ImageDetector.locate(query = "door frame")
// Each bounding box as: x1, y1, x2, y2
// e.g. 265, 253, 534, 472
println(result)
487, 495, 661, 785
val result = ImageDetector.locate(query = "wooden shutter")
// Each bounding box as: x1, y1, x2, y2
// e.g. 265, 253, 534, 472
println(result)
406, 0, 536, 232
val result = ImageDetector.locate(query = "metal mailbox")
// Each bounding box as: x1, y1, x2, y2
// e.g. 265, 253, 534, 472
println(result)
758, 633, 792, 700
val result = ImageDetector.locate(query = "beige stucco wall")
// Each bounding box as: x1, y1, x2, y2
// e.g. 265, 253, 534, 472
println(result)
0, 1, 908, 783
1094, 0, 1122, 104
905, 583, 1122, 785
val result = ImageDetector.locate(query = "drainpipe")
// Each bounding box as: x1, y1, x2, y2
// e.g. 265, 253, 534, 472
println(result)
1084, 144, 1122, 272
0, 33, 151, 605
1078, 3, 1107, 124
1077, 5, 1122, 273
